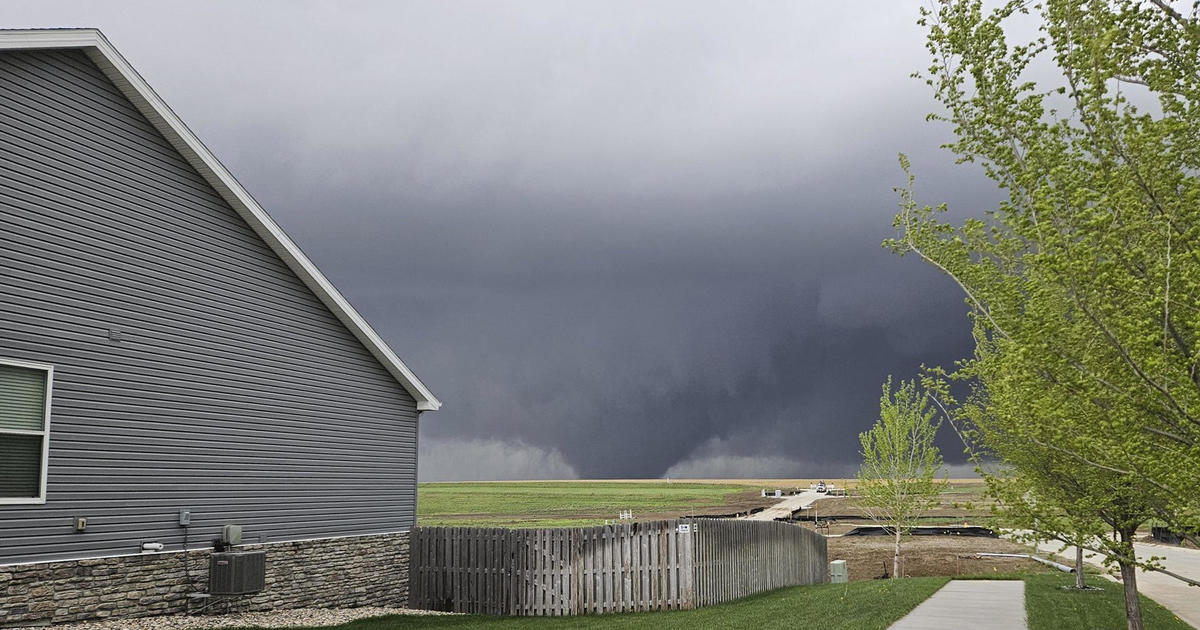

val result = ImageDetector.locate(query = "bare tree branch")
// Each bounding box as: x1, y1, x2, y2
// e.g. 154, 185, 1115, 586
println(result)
1147, 0, 1187, 25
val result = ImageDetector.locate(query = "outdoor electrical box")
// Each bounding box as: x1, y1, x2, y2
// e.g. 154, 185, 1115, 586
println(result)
209, 551, 266, 595
829, 560, 848, 584
221, 524, 243, 545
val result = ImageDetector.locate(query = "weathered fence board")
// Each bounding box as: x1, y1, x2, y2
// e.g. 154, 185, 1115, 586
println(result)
688, 519, 827, 607
409, 519, 826, 616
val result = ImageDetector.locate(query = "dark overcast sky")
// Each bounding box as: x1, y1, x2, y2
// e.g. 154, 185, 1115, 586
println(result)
9, 1, 1003, 480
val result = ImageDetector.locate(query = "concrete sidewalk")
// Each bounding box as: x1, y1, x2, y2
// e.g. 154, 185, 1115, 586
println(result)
888, 580, 1027, 630
741, 489, 823, 521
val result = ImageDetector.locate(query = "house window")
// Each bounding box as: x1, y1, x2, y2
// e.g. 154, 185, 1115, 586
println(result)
0, 360, 52, 504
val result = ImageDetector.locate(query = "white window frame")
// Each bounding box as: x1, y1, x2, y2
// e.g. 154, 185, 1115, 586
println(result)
0, 358, 53, 505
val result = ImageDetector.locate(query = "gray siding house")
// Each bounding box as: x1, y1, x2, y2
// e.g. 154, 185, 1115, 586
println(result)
0, 29, 439, 625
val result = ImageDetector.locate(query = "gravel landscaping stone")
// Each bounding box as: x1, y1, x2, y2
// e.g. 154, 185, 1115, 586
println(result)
10, 606, 457, 630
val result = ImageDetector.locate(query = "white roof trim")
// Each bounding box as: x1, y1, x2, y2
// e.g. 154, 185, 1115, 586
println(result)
0, 29, 441, 411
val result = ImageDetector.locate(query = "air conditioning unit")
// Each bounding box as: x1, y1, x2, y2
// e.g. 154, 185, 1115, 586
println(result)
209, 551, 266, 595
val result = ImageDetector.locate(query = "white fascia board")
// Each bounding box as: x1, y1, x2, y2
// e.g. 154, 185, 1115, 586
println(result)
0, 29, 441, 411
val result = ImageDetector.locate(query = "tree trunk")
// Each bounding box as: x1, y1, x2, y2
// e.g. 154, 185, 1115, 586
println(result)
1117, 528, 1144, 630
1075, 545, 1086, 589
1118, 560, 1144, 630
893, 526, 902, 579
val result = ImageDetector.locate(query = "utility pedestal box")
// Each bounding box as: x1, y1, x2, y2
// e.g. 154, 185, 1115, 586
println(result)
829, 559, 848, 584
209, 551, 266, 595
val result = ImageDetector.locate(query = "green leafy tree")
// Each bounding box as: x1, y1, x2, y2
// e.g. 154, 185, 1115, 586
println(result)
892, 1, 1200, 627
953, 383, 1160, 593
857, 377, 948, 579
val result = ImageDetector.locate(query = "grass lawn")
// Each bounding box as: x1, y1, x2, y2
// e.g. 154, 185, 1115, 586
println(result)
228, 572, 1193, 630
417, 481, 763, 528
1022, 572, 1193, 630
230, 578, 949, 630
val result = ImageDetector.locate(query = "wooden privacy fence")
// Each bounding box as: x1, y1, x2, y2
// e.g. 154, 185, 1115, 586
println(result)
690, 518, 827, 607
409, 519, 827, 616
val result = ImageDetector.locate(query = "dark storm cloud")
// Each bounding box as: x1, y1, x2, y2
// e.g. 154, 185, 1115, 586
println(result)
9, 1, 1000, 478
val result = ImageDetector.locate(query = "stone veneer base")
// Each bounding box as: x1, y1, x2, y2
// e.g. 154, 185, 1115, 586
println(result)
0, 531, 410, 627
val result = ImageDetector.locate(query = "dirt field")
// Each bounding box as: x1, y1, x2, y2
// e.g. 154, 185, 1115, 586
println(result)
805, 482, 996, 535
827, 535, 1049, 581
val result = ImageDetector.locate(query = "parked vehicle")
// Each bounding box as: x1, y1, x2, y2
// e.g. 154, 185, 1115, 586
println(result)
816, 481, 827, 493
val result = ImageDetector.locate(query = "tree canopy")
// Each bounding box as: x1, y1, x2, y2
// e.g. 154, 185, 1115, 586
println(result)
892, 0, 1200, 534
891, 1, 1200, 626
857, 377, 947, 579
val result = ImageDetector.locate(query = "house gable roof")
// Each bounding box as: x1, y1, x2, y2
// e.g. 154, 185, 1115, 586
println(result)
0, 28, 441, 411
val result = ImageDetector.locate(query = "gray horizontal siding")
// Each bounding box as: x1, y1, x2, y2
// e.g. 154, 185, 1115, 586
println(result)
0, 49, 420, 565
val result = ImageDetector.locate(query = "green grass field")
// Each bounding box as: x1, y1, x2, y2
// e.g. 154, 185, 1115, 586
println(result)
1023, 573, 1192, 630
229, 573, 1191, 630
234, 578, 947, 630
417, 481, 763, 528
418, 479, 992, 529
